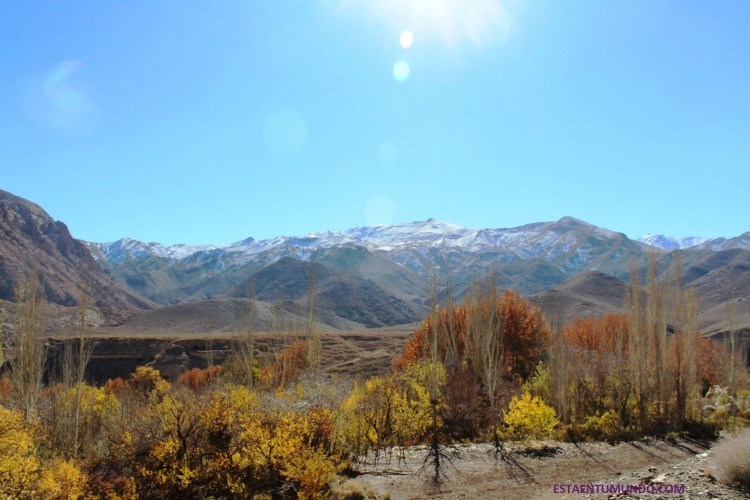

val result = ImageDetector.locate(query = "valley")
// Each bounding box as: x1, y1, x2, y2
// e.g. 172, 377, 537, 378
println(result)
2, 188, 749, 380
2, 188, 750, 499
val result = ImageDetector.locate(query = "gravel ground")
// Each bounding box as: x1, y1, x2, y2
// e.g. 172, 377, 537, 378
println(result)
334, 433, 750, 499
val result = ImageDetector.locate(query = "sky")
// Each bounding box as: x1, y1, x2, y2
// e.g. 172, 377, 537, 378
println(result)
2, 1, 749, 245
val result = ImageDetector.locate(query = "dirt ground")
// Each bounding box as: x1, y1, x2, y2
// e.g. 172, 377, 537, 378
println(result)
336, 433, 749, 499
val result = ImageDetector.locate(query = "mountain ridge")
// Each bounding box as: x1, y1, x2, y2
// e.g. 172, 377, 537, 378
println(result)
89, 217, 750, 265
0, 189, 154, 326
84, 214, 750, 307
3, 188, 749, 336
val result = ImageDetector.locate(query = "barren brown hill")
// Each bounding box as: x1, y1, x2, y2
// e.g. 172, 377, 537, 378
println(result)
96, 297, 339, 337
226, 257, 422, 328
531, 271, 628, 324
308, 245, 428, 309
532, 266, 750, 344
688, 261, 750, 336
679, 248, 750, 285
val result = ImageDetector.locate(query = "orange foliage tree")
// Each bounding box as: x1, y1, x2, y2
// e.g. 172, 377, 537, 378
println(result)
397, 287, 549, 442
260, 340, 309, 388
398, 289, 548, 382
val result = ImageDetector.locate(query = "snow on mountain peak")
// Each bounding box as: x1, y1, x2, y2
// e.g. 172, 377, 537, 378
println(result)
637, 234, 711, 250
88, 219, 745, 267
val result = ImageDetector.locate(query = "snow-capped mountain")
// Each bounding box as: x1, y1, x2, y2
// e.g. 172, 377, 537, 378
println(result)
697, 231, 750, 251
85, 217, 651, 304
89, 216, 625, 265
84, 217, 750, 307
638, 232, 750, 252
7, 183, 750, 335
87, 238, 219, 264
637, 234, 712, 251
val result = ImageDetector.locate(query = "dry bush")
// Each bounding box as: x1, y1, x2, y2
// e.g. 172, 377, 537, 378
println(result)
442, 368, 483, 440
260, 340, 308, 388
710, 428, 750, 491
177, 365, 223, 391
0, 377, 12, 404
580, 410, 621, 443
103, 376, 130, 395
330, 479, 377, 499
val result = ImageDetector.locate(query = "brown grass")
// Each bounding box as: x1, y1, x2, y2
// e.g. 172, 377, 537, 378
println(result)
330, 479, 378, 499
710, 428, 750, 490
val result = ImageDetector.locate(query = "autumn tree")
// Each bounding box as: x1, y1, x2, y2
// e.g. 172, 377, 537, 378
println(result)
0, 406, 40, 496
10, 269, 47, 422
464, 277, 504, 451
398, 285, 548, 385
397, 277, 550, 462
543, 254, 741, 438
58, 271, 96, 457
306, 266, 321, 374
235, 278, 257, 388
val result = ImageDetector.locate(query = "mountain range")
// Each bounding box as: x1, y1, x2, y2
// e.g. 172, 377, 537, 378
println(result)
638, 233, 750, 251
84, 216, 651, 308
84, 216, 750, 331
1, 188, 749, 337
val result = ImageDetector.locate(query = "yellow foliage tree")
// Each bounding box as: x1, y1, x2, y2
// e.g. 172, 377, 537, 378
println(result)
0, 406, 41, 497
38, 458, 89, 499
503, 392, 559, 440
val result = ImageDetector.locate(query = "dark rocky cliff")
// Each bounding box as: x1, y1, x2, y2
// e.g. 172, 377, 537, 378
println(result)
0, 189, 153, 323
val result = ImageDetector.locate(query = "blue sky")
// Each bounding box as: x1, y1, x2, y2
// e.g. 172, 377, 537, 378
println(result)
2, 1, 749, 245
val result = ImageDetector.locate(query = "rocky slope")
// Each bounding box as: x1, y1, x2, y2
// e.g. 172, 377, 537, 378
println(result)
88, 217, 654, 304
79, 204, 750, 336
226, 257, 423, 328
4, 188, 749, 336
0, 189, 153, 325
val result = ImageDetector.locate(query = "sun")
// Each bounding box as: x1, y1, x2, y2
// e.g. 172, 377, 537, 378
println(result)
336, 0, 512, 50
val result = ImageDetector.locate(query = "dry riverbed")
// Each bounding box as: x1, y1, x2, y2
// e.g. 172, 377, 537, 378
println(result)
335, 433, 750, 499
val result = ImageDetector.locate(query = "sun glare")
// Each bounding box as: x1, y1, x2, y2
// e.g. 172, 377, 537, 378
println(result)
400, 30, 414, 49
340, 0, 512, 50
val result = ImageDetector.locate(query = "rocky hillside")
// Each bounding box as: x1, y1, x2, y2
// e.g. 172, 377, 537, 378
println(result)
0, 189, 153, 325
4, 188, 749, 336
87, 217, 656, 305
532, 259, 750, 337
226, 257, 423, 328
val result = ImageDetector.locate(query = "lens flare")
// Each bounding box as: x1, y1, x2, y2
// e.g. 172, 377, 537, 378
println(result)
43, 60, 85, 111
23, 60, 99, 136
399, 30, 414, 49
335, 0, 513, 51
392, 60, 411, 82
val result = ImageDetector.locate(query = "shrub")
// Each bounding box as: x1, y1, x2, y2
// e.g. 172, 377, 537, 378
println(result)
521, 363, 551, 404
560, 423, 584, 443
330, 479, 376, 499
682, 419, 720, 441
129, 365, 170, 398
103, 377, 130, 395
710, 428, 750, 491
0, 377, 12, 404
442, 368, 483, 440
261, 341, 309, 388
502, 392, 558, 440
38, 458, 89, 499
580, 410, 621, 442
0, 406, 40, 497
177, 366, 224, 391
